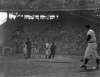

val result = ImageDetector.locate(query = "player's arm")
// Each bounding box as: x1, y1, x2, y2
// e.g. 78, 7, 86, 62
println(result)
45, 44, 46, 48
86, 34, 91, 42
83, 34, 91, 45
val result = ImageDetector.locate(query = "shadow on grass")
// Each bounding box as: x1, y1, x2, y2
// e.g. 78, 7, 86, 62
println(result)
79, 68, 99, 72
52, 62, 69, 63
33, 60, 69, 63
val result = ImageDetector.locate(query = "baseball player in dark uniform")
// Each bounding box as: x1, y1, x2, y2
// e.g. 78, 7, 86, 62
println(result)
80, 25, 100, 69
49, 42, 56, 59
25, 37, 31, 59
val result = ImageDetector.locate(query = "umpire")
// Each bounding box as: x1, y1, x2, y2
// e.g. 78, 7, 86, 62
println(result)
49, 42, 56, 59
25, 37, 31, 59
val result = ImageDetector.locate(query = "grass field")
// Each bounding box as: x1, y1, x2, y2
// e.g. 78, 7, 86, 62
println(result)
0, 55, 100, 77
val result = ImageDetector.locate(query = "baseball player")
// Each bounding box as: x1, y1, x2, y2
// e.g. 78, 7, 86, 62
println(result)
49, 42, 56, 59
23, 44, 27, 57
80, 25, 100, 69
31, 42, 35, 58
45, 42, 51, 59
25, 37, 31, 59
31, 41, 38, 58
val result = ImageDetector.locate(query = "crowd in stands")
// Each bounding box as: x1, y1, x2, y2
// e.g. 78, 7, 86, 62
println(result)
0, 11, 99, 55
1, 0, 100, 9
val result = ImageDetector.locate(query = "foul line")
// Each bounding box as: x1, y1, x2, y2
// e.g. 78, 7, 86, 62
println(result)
67, 11, 100, 24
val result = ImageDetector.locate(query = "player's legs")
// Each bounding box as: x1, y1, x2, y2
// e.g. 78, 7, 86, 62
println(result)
45, 49, 48, 59
91, 43, 100, 68
24, 48, 27, 57
80, 58, 89, 68
84, 46, 92, 64
46, 49, 50, 59
96, 58, 100, 68
33, 52, 35, 58
94, 51, 100, 68
52, 52, 55, 59
31, 49, 32, 58
49, 53, 52, 59
93, 52, 100, 68
80, 46, 91, 68
48, 49, 51, 59
34, 48, 37, 58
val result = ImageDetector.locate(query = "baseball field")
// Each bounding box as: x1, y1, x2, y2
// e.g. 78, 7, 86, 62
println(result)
0, 9, 100, 77
0, 54, 100, 77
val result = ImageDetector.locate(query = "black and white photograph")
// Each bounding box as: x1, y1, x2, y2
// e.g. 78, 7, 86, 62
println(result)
0, 0, 100, 77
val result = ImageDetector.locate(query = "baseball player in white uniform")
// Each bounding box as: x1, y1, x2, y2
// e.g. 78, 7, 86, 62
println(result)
31, 42, 38, 58
45, 43, 51, 59
80, 25, 100, 69
23, 44, 27, 57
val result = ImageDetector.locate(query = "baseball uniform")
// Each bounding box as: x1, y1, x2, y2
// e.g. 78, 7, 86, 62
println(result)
84, 29, 99, 59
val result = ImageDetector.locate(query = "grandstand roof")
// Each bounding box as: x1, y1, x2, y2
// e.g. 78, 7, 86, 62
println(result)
0, 0, 100, 11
